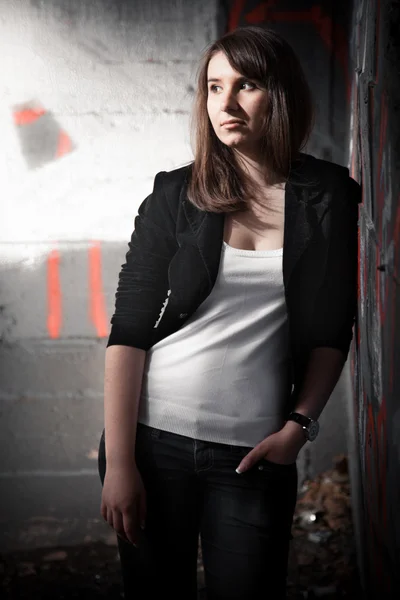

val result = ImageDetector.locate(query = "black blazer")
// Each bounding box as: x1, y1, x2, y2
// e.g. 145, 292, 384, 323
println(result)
108, 152, 361, 402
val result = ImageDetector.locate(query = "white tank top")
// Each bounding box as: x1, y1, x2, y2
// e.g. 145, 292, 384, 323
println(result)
137, 241, 292, 447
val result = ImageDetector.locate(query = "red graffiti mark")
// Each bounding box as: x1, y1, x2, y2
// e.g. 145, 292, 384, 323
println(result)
47, 249, 62, 339
354, 360, 359, 424
13, 107, 46, 126
228, 3, 351, 102
364, 402, 379, 586
228, 0, 247, 31
359, 156, 368, 307
364, 393, 389, 592
357, 219, 362, 347
56, 130, 73, 158
377, 397, 387, 530
357, 194, 362, 298
376, 94, 389, 325
377, 93, 388, 188
245, 0, 276, 24
363, 235, 367, 305
89, 242, 108, 338
376, 244, 384, 324
389, 198, 400, 393
394, 196, 400, 250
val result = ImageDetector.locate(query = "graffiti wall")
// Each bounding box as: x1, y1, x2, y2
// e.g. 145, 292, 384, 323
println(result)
349, 0, 400, 597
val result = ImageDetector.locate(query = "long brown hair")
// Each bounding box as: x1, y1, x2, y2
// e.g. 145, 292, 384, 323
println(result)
186, 26, 315, 213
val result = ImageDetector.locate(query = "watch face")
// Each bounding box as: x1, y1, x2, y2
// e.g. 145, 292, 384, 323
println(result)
308, 421, 319, 441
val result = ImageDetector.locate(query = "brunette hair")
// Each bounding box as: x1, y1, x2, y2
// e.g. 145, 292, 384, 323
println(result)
187, 26, 314, 213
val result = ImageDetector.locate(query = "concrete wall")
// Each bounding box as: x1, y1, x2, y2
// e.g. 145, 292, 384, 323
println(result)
348, 0, 400, 597
0, 0, 218, 552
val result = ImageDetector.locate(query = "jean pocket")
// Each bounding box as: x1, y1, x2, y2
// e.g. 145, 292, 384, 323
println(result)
258, 457, 296, 472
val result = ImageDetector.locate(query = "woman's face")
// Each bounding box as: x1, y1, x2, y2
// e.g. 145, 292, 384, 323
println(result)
206, 51, 269, 156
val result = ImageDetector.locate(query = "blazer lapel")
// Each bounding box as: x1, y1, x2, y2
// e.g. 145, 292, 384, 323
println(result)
180, 189, 224, 294
283, 177, 325, 290
181, 154, 326, 295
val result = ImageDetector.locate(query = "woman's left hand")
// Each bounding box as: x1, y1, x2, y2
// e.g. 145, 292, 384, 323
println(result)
235, 421, 307, 473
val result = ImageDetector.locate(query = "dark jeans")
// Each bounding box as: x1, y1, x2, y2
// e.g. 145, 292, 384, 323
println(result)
98, 422, 298, 600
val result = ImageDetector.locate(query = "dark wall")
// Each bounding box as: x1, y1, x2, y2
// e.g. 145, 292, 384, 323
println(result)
219, 0, 353, 165
349, 0, 400, 597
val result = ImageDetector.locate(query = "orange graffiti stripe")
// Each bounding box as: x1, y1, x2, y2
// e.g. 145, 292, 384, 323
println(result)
47, 249, 62, 339
14, 107, 46, 126
56, 130, 73, 158
89, 242, 108, 338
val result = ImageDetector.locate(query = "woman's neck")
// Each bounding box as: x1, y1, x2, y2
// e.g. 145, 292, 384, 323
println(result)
234, 150, 283, 188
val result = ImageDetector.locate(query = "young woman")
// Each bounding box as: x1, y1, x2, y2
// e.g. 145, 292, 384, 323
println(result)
98, 26, 360, 600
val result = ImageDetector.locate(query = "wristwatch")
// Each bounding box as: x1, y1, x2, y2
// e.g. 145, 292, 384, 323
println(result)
286, 412, 319, 442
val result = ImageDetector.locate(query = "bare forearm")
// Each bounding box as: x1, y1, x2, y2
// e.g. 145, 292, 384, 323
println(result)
280, 347, 347, 444
292, 347, 347, 420
103, 345, 146, 467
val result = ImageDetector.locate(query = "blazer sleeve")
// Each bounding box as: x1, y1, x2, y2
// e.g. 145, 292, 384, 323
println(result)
308, 175, 361, 358
107, 171, 178, 351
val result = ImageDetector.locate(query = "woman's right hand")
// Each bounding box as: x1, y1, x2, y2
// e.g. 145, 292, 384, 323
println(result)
100, 461, 147, 547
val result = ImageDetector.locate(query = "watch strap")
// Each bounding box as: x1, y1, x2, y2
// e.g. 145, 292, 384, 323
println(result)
287, 412, 313, 427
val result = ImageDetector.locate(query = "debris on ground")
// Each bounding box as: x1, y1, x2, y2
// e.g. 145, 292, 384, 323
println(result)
0, 454, 362, 599
286, 454, 362, 598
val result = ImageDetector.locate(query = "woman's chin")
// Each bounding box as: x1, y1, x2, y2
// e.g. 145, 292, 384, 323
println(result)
219, 134, 247, 148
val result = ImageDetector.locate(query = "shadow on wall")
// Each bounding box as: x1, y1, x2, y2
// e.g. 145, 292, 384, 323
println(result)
221, 0, 353, 166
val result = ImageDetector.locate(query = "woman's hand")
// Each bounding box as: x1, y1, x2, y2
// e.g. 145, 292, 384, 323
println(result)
235, 421, 307, 473
100, 461, 147, 546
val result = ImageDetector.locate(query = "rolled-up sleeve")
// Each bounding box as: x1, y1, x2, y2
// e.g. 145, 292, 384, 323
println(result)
309, 176, 361, 358
107, 171, 178, 350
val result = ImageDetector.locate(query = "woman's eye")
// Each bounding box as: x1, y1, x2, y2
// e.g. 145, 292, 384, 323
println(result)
209, 81, 255, 93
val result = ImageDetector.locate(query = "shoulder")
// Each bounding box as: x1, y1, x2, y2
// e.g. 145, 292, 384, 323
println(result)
296, 152, 361, 203
144, 162, 193, 221
155, 161, 193, 194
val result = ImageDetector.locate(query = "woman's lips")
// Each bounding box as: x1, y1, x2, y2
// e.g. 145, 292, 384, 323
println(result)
221, 121, 245, 128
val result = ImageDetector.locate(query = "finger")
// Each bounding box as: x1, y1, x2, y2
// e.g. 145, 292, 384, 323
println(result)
236, 450, 264, 473
100, 500, 107, 522
112, 510, 131, 544
122, 508, 139, 546
106, 507, 114, 529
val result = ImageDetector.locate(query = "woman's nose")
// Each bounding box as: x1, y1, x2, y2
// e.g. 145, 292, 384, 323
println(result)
220, 91, 238, 111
